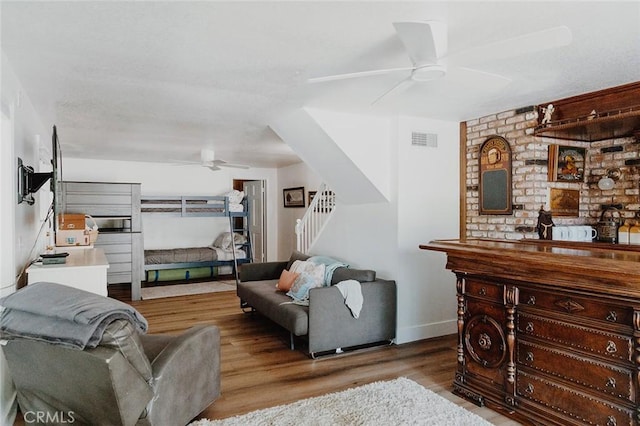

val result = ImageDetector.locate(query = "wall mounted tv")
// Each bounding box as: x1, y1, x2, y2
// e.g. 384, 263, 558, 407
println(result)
17, 125, 62, 217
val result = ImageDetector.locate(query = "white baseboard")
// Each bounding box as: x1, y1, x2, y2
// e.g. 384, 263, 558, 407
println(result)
394, 318, 457, 345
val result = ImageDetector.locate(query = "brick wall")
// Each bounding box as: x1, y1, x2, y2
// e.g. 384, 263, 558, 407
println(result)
464, 108, 639, 239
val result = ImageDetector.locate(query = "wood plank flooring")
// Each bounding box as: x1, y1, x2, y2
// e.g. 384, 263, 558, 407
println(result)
111, 285, 524, 425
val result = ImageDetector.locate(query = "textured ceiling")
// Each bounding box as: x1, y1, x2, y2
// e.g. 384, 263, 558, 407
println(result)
2, 1, 639, 168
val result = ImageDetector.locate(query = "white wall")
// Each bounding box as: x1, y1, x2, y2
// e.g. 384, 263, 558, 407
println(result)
310, 112, 460, 345
394, 115, 460, 343
276, 162, 322, 259
1, 50, 52, 426
307, 108, 392, 201
62, 158, 281, 260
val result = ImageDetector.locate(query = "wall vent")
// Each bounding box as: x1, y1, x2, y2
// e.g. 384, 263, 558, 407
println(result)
412, 132, 438, 148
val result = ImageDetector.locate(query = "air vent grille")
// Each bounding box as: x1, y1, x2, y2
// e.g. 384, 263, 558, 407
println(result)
412, 132, 438, 148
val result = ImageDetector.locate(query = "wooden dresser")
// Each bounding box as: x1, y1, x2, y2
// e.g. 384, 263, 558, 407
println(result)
420, 239, 640, 426
59, 181, 143, 300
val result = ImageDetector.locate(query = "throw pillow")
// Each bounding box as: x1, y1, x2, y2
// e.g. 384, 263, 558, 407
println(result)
286, 250, 310, 270
287, 262, 326, 302
212, 232, 247, 251
286, 273, 318, 302
276, 269, 299, 292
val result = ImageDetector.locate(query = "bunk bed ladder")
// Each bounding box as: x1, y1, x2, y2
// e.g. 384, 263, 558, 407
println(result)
230, 198, 251, 285
295, 183, 336, 254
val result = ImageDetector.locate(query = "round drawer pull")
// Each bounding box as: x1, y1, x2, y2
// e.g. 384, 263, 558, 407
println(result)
605, 377, 616, 388
527, 295, 536, 305
525, 352, 534, 362
479, 287, 487, 296
525, 322, 534, 333
606, 311, 618, 322
525, 384, 534, 394
606, 341, 617, 353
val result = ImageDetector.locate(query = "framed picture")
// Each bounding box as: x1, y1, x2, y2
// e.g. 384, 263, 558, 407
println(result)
550, 188, 580, 217
308, 191, 317, 205
479, 136, 513, 215
283, 187, 305, 208
548, 145, 586, 182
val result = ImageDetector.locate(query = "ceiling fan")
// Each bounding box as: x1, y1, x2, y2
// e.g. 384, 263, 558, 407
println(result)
308, 21, 572, 104
174, 148, 250, 171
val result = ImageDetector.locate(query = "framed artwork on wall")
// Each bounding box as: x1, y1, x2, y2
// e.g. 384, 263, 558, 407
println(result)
308, 191, 317, 206
283, 186, 305, 208
548, 145, 586, 182
550, 188, 580, 217
479, 135, 513, 215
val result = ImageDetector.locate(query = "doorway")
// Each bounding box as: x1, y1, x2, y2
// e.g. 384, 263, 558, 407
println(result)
233, 179, 266, 263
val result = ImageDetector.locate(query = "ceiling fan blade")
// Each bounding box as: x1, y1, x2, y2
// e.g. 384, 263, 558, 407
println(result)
212, 159, 250, 169
371, 76, 413, 106
220, 163, 250, 169
451, 26, 572, 65
450, 67, 512, 89
308, 67, 414, 83
393, 21, 447, 65
206, 165, 222, 171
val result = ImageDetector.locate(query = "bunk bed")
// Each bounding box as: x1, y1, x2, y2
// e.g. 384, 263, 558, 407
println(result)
141, 194, 252, 284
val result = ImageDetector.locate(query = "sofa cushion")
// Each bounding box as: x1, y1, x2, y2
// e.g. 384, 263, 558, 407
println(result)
286, 250, 310, 270
237, 280, 309, 336
331, 267, 376, 284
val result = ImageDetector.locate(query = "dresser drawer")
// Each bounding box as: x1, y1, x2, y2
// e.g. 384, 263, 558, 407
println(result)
104, 252, 131, 265
107, 271, 132, 284
519, 287, 634, 329
516, 312, 633, 363
95, 233, 132, 245
464, 278, 503, 303
517, 339, 634, 403
517, 370, 635, 426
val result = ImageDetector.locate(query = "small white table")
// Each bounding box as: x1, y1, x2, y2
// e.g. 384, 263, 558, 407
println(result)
27, 248, 110, 296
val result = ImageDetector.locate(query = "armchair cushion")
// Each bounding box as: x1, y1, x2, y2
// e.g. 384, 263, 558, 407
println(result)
100, 319, 152, 382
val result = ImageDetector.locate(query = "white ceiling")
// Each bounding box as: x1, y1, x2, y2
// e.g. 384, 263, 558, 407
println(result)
2, 1, 639, 168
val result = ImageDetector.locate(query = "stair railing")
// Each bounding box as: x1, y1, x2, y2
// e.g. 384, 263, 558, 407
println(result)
295, 183, 336, 254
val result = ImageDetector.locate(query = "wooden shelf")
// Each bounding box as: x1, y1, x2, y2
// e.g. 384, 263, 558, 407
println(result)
534, 105, 640, 142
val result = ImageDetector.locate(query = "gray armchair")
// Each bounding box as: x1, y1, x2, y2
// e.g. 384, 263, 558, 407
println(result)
0, 283, 220, 426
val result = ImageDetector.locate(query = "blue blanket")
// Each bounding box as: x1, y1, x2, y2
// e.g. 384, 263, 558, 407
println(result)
307, 255, 349, 286
0, 282, 147, 349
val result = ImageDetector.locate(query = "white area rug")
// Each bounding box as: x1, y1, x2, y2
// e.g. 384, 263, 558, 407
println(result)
141, 280, 236, 300
189, 377, 492, 426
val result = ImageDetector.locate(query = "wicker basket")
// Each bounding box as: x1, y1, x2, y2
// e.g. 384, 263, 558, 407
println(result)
85, 215, 99, 244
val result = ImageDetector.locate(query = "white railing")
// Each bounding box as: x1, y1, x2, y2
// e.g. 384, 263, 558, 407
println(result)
295, 183, 336, 254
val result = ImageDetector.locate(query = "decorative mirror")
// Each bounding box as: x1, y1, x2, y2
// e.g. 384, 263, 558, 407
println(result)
479, 135, 512, 215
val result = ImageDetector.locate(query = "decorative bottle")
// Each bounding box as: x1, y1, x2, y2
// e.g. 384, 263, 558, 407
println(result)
629, 221, 640, 245
618, 221, 630, 244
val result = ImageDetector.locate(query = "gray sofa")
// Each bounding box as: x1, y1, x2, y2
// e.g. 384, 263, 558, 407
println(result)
237, 251, 397, 357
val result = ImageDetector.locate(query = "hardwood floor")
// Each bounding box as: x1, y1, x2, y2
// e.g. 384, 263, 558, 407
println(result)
110, 284, 524, 425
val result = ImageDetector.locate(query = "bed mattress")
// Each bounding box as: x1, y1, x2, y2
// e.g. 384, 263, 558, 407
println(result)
144, 247, 246, 265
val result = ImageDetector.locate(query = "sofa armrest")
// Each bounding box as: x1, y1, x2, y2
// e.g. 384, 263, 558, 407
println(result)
239, 261, 288, 282
144, 325, 221, 425
308, 279, 397, 355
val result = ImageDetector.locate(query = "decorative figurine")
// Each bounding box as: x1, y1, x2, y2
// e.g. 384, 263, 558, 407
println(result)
541, 104, 555, 125
536, 206, 554, 240
587, 109, 597, 120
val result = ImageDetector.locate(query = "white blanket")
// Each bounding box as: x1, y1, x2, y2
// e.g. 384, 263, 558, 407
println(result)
335, 279, 363, 319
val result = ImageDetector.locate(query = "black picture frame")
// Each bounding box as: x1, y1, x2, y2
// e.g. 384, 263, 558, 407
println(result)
283, 186, 305, 208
